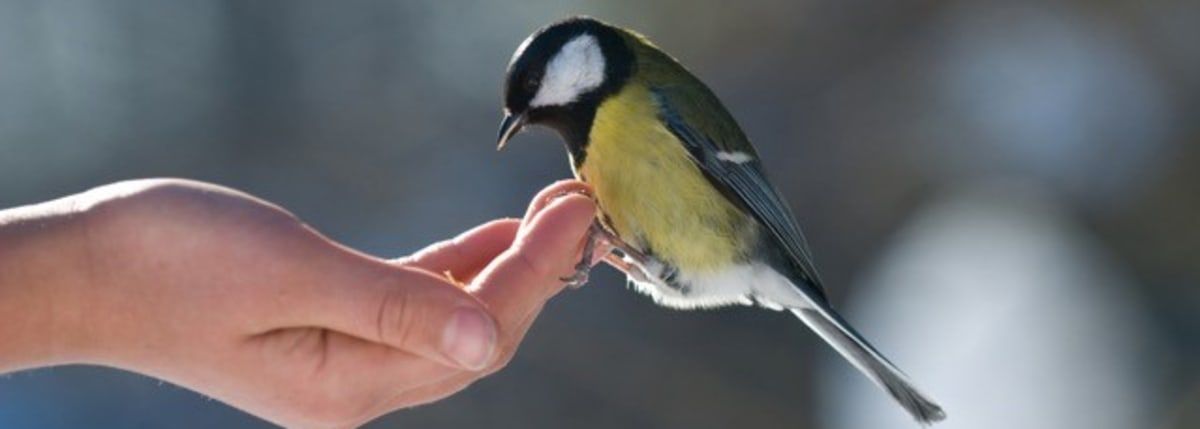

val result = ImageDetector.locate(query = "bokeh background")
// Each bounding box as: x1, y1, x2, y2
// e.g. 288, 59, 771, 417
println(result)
1, 1, 1197, 428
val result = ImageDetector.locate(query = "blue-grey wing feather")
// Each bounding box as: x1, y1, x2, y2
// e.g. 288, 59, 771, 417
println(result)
651, 87, 827, 301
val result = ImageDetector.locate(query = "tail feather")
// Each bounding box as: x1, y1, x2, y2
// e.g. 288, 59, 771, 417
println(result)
790, 306, 946, 424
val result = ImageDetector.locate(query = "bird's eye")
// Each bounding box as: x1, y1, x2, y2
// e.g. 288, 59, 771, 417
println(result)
524, 73, 540, 91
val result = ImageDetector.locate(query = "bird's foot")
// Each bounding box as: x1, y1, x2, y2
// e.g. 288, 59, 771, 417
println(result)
561, 223, 602, 289
597, 233, 670, 290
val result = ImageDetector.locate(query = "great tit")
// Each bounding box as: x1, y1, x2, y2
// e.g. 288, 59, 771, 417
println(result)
496, 16, 945, 424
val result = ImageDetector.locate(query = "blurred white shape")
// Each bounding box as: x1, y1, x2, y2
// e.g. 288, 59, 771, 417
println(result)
823, 181, 1163, 428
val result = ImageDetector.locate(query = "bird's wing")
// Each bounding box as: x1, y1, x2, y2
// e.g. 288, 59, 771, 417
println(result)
649, 84, 827, 300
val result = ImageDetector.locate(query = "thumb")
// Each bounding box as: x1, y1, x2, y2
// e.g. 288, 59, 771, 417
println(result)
282, 252, 500, 371
371, 268, 500, 371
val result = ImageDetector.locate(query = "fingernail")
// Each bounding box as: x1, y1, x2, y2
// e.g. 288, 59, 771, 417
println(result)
442, 307, 497, 370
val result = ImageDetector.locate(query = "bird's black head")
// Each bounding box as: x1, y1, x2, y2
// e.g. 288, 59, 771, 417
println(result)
497, 16, 634, 155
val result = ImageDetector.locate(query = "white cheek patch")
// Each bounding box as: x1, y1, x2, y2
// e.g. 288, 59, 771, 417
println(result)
716, 151, 754, 164
530, 34, 606, 107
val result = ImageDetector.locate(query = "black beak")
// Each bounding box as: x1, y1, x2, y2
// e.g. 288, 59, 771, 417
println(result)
496, 111, 526, 151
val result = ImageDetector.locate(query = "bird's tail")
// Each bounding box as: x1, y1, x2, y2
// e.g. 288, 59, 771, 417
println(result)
791, 305, 946, 424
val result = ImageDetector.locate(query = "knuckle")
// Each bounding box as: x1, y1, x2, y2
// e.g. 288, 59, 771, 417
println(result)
375, 282, 421, 348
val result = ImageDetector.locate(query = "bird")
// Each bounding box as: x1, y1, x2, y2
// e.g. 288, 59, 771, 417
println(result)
495, 16, 945, 424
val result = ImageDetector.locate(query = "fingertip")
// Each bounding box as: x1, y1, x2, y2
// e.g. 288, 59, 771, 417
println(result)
523, 180, 593, 224
376, 269, 500, 370
466, 190, 596, 333
510, 193, 595, 279
519, 193, 595, 243
441, 306, 499, 370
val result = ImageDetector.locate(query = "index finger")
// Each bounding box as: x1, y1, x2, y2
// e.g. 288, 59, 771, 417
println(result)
468, 193, 595, 332
521, 179, 593, 227
395, 219, 520, 283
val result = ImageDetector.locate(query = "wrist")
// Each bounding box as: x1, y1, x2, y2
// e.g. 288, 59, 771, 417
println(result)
0, 194, 97, 371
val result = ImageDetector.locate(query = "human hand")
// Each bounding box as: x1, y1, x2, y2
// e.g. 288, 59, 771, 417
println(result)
0, 179, 596, 428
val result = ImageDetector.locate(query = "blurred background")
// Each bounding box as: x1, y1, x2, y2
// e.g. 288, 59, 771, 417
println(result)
0, 0, 1197, 428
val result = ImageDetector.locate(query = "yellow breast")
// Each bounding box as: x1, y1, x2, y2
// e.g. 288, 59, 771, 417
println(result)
578, 83, 754, 273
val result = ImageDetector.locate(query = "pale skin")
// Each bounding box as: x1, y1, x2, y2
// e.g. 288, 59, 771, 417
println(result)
0, 178, 599, 429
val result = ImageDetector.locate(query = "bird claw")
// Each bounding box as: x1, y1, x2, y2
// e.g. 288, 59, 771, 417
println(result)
560, 267, 590, 289
553, 186, 593, 200
554, 202, 657, 291
560, 223, 599, 289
